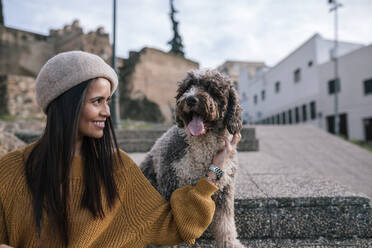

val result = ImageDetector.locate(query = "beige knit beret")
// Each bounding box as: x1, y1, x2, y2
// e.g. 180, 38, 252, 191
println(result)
35, 51, 118, 113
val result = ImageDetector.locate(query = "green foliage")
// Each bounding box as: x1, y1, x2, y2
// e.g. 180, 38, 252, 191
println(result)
0, 114, 16, 122
0, 0, 4, 25
120, 119, 168, 130
350, 139, 372, 153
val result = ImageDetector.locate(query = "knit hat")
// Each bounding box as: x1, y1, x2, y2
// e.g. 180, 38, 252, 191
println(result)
35, 51, 118, 113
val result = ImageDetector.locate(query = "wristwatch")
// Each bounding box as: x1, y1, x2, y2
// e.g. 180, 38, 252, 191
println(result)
208, 165, 224, 180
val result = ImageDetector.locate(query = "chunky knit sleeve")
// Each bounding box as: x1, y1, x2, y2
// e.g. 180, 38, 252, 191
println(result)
151, 178, 218, 245
0, 197, 8, 244
118, 151, 218, 246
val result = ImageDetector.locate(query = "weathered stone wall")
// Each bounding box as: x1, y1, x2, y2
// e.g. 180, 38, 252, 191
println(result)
0, 74, 43, 118
0, 25, 54, 77
123, 47, 199, 123
0, 20, 112, 79
50, 20, 112, 64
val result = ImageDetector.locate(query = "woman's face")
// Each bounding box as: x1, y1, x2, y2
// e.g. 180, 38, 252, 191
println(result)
78, 78, 111, 139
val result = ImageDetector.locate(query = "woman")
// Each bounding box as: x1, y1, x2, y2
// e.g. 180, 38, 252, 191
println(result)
0, 51, 240, 247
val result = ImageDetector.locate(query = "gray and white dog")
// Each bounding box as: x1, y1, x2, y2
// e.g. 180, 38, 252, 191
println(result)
141, 70, 244, 248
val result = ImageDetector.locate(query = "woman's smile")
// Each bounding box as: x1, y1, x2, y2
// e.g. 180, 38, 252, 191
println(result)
78, 78, 111, 138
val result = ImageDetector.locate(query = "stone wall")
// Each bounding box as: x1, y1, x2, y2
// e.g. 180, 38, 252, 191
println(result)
121, 47, 199, 123
0, 74, 43, 119
50, 20, 112, 64
0, 20, 112, 79
0, 25, 53, 77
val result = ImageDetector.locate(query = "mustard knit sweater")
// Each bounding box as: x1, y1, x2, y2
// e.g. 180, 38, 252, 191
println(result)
0, 144, 218, 247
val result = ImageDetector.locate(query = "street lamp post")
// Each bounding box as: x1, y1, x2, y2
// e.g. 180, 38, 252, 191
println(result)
328, 0, 342, 136
111, 0, 120, 129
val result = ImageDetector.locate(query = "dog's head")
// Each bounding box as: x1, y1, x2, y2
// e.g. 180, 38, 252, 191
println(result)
175, 70, 242, 136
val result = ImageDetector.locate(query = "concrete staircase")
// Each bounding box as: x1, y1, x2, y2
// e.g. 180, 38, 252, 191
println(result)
180, 172, 372, 247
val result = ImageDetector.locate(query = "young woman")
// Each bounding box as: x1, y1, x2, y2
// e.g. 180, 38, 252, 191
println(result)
0, 51, 240, 247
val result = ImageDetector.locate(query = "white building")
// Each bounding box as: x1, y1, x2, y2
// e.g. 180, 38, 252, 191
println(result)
239, 33, 372, 141
318, 44, 372, 140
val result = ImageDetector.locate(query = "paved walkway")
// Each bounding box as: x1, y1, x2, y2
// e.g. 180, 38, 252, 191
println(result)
251, 125, 372, 200
129, 125, 372, 200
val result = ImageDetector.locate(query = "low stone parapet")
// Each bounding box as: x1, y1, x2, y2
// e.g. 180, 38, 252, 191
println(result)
116, 126, 259, 152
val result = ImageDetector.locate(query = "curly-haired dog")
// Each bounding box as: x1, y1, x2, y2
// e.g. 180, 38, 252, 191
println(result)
141, 70, 244, 248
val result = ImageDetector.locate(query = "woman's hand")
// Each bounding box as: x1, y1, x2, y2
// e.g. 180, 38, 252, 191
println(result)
0, 245, 14, 248
212, 133, 241, 170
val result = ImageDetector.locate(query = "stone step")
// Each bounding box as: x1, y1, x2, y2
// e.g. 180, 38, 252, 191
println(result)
117, 139, 155, 153
14, 131, 40, 143
116, 129, 168, 140
237, 139, 259, 152
227, 171, 372, 241
177, 238, 372, 247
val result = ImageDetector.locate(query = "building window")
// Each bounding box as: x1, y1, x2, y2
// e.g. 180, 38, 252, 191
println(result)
242, 93, 248, 101
276, 114, 280, 124
302, 104, 307, 122
294, 68, 301, 83
282, 112, 286, 124
295, 107, 300, 123
328, 78, 341, 95
308, 60, 313, 67
275, 81, 280, 93
261, 90, 265, 101
272, 116, 275, 125
288, 109, 292, 124
364, 78, 372, 95
310, 101, 316, 120
254, 95, 258, 105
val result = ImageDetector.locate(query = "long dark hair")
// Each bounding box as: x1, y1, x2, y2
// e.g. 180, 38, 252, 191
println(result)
25, 79, 123, 246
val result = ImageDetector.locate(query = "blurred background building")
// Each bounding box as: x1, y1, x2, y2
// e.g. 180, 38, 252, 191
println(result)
235, 33, 372, 141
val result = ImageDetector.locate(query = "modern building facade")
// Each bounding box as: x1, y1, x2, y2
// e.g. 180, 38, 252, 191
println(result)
239, 33, 372, 141
318, 44, 372, 140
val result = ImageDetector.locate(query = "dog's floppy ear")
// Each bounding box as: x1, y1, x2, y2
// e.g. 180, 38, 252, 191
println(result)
224, 86, 242, 134
175, 115, 184, 128
175, 73, 195, 128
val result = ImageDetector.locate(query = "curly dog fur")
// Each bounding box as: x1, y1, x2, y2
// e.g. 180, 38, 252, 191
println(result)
141, 70, 244, 248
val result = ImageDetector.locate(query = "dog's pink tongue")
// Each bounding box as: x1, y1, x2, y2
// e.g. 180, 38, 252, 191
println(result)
187, 115, 204, 136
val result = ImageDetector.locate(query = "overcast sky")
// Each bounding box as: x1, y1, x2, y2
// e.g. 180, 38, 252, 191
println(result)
3, 0, 372, 68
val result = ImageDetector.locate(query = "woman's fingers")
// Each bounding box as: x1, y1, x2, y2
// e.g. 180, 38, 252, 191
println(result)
0, 245, 14, 248
212, 133, 242, 170
231, 133, 242, 149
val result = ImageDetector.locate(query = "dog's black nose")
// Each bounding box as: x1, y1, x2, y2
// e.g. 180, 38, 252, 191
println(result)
186, 96, 198, 106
